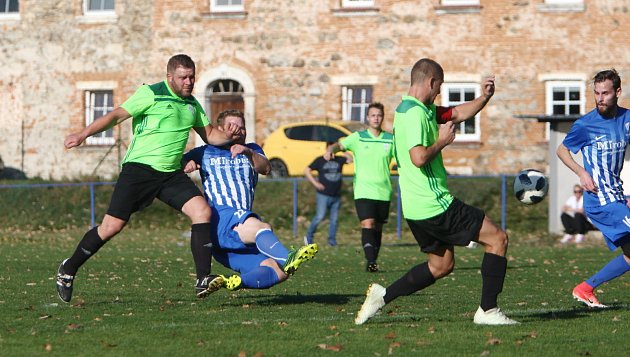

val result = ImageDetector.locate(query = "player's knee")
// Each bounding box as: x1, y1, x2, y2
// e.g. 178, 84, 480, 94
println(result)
192, 203, 211, 222
260, 258, 286, 280
98, 220, 125, 239
430, 261, 454, 279
485, 230, 508, 255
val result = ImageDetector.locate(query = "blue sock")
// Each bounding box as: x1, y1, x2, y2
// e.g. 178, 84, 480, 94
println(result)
586, 255, 630, 288
255, 229, 289, 265
241, 266, 280, 289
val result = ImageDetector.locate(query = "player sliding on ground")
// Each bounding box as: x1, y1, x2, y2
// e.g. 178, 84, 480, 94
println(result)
182, 109, 318, 293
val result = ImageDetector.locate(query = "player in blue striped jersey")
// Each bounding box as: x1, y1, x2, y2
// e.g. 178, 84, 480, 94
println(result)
183, 109, 318, 292
557, 69, 630, 308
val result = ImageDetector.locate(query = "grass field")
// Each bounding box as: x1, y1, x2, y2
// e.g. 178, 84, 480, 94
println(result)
1, 227, 628, 356
1, 178, 627, 356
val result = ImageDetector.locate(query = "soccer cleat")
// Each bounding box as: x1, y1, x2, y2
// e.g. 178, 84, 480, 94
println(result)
366, 262, 379, 272
473, 306, 520, 325
220, 274, 242, 291
355, 283, 386, 325
283, 244, 318, 275
572, 282, 607, 308
56, 259, 75, 303
574, 234, 585, 244
195, 275, 224, 298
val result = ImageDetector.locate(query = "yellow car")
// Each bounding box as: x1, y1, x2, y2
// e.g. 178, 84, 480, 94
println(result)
262, 120, 366, 177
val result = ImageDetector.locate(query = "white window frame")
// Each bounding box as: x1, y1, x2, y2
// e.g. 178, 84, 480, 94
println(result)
341, 85, 373, 123
545, 0, 582, 4
211, 0, 244, 13
544, 80, 585, 140
342, 0, 375, 8
441, 0, 479, 5
441, 83, 481, 142
0, 0, 19, 20
84, 90, 115, 146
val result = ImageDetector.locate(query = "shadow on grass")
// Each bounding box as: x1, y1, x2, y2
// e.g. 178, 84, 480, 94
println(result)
224, 293, 360, 306
513, 304, 625, 321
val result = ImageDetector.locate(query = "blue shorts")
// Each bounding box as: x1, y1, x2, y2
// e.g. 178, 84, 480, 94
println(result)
586, 200, 630, 251
210, 206, 268, 274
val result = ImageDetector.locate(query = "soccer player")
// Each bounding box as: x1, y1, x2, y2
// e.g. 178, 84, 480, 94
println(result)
303, 142, 351, 247
56, 54, 239, 302
324, 102, 394, 272
182, 109, 318, 291
557, 69, 630, 308
356, 58, 519, 325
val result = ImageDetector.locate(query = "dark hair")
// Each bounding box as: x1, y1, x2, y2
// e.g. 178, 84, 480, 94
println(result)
167, 54, 195, 74
368, 102, 384, 114
410, 58, 444, 86
216, 109, 245, 127
593, 69, 621, 90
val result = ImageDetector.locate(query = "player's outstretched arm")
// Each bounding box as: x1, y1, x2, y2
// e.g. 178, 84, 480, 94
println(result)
556, 143, 597, 193
64, 107, 130, 149
450, 75, 495, 124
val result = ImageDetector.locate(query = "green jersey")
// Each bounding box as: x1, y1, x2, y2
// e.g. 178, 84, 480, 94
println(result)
393, 95, 453, 220
120, 80, 210, 172
340, 129, 394, 201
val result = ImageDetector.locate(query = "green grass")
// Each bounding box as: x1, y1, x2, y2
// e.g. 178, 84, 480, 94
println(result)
0, 228, 628, 356
1, 177, 627, 356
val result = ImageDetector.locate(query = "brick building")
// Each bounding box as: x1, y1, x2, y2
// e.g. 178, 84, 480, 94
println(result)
0, 1, 628, 188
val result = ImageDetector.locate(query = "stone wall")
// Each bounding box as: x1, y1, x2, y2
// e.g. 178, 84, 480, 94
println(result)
0, 0, 628, 179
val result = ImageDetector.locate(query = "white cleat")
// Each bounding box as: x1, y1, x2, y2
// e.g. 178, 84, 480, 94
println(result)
473, 306, 520, 325
355, 283, 386, 325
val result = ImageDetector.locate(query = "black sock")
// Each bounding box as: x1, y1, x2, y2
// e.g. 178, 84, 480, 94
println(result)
361, 228, 377, 263
480, 253, 507, 311
374, 229, 383, 260
64, 226, 106, 275
191, 223, 213, 280
384, 262, 436, 304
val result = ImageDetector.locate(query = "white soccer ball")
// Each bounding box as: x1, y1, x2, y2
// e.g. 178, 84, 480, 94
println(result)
513, 169, 549, 205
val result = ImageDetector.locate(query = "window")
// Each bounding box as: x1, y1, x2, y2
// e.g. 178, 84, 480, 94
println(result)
441, 0, 479, 5
0, 0, 19, 18
342, 0, 374, 8
86, 0, 114, 11
85, 90, 115, 145
341, 86, 373, 123
441, 83, 480, 141
545, 81, 585, 139
211, 0, 244, 13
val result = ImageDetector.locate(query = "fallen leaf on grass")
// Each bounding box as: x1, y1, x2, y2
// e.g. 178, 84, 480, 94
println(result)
317, 344, 343, 352
486, 338, 501, 345
39, 314, 52, 320
100, 340, 117, 348
44, 344, 52, 352
278, 321, 288, 326
329, 325, 337, 330
71, 299, 85, 308
385, 331, 396, 339
612, 315, 621, 321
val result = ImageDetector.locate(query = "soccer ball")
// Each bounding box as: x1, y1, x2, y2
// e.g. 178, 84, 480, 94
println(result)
513, 169, 549, 205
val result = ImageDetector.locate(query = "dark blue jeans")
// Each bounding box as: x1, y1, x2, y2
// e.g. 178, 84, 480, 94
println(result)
305, 192, 341, 246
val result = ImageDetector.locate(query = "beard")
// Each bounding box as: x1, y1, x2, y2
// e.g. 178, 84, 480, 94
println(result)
596, 102, 617, 117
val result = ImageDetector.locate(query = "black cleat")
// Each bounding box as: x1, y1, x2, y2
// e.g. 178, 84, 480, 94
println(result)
366, 262, 379, 273
56, 259, 74, 303
195, 275, 224, 298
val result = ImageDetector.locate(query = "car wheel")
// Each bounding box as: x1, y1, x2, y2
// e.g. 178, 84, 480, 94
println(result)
269, 159, 288, 178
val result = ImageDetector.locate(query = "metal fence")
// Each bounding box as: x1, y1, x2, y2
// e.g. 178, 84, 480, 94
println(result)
0, 175, 509, 238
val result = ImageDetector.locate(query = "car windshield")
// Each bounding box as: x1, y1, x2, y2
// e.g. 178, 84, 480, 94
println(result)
340, 121, 367, 133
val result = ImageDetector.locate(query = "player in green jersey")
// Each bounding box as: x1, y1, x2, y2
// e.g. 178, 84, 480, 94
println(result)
56, 54, 239, 303
356, 58, 518, 325
324, 102, 394, 272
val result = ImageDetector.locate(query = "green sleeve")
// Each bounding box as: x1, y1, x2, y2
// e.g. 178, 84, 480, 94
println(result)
120, 85, 154, 118
193, 100, 210, 128
401, 108, 426, 152
340, 132, 358, 152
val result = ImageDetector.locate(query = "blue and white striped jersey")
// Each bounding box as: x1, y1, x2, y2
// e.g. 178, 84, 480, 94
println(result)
563, 107, 630, 207
183, 143, 264, 211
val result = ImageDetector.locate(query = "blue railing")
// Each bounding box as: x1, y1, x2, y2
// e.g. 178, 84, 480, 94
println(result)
0, 174, 508, 237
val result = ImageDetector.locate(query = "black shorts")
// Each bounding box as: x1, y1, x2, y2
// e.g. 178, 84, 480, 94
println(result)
354, 198, 390, 223
106, 162, 203, 221
407, 198, 484, 253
